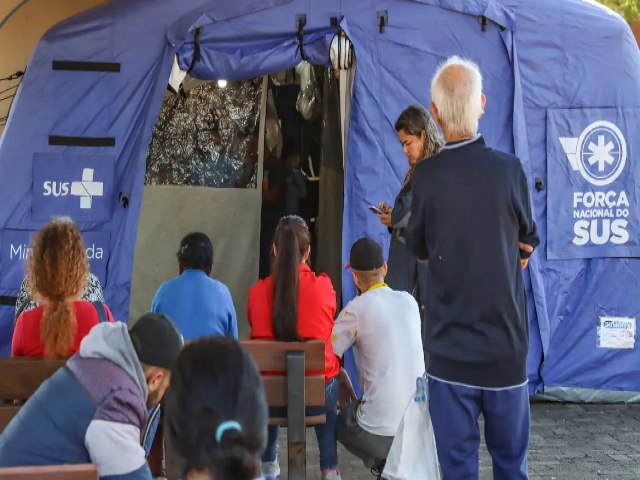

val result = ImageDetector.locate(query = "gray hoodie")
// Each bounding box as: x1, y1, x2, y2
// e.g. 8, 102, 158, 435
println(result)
79, 322, 149, 400
67, 321, 153, 479
0, 321, 154, 480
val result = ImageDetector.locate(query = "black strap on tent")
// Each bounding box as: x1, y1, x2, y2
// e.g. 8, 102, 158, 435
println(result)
52, 61, 120, 73
186, 28, 201, 75
296, 14, 308, 61
119, 192, 130, 208
49, 135, 115, 147
377, 11, 388, 34
0, 296, 17, 307
479, 16, 506, 32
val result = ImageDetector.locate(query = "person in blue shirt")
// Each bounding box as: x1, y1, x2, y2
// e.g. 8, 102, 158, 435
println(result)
151, 232, 238, 340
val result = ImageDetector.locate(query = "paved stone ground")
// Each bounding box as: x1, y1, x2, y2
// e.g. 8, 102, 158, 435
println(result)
277, 403, 640, 479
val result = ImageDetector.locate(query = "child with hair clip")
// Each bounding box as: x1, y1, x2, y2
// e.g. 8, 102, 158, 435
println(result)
163, 337, 268, 480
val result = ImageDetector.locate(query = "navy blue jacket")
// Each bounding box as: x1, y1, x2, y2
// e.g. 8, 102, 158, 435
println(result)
406, 136, 539, 388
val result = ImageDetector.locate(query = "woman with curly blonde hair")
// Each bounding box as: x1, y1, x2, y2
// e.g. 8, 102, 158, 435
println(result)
12, 218, 114, 357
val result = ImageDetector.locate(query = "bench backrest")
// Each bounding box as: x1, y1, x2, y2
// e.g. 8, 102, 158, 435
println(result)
239, 340, 326, 408
0, 464, 98, 480
0, 357, 66, 433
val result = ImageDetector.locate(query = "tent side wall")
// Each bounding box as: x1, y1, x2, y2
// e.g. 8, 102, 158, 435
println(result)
509, 0, 640, 397
0, 0, 192, 345
339, 0, 517, 304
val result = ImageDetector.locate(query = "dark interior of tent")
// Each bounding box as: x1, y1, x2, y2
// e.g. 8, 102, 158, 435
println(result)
140, 62, 347, 310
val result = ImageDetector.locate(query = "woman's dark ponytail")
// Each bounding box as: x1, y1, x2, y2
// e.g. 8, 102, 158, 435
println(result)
272, 216, 311, 341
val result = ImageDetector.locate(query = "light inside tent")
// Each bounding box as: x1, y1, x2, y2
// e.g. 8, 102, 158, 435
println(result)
217, 79, 228, 88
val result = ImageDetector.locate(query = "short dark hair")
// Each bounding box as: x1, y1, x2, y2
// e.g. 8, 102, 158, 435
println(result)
164, 337, 268, 480
177, 232, 213, 271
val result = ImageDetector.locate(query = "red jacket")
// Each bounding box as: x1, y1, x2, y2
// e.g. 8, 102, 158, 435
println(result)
12, 300, 115, 357
248, 263, 340, 381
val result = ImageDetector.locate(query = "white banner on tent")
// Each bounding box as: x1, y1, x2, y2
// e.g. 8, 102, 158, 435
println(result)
597, 316, 636, 349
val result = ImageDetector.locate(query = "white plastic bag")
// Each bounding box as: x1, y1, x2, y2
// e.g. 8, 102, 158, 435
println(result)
383, 374, 439, 480
295, 61, 321, 121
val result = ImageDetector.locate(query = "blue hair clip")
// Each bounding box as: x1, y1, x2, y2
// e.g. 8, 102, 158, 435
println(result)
215, 420, 242, 443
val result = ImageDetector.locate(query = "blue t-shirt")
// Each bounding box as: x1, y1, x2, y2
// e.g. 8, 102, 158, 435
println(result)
151, 269, 238, 340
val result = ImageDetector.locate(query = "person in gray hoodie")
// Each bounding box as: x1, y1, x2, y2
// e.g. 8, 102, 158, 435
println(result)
0, 313, 183, 480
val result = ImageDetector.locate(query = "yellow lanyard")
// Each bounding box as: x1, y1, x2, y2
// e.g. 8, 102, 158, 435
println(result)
367, 282, 388, 292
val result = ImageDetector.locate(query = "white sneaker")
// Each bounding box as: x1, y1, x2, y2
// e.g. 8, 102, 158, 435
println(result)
261, 441, 280, 480
260, 459, 280, 480
321, 469, 342, 480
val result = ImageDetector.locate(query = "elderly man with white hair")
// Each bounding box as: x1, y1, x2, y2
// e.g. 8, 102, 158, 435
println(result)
406, 56, 540, 480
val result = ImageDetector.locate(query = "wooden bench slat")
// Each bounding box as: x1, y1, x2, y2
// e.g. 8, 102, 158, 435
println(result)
0, 358, 65, 399
261, 375, 325, 407
239, 340, 325, 372
0, 464, 98, 480
268, 414, 326, 426
0, 406, 21, 434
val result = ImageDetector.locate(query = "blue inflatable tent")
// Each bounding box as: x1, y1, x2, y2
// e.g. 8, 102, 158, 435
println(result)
1, 0, 640, 400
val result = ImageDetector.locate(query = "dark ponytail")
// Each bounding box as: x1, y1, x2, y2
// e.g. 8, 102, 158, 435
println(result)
210, 434, 261, 480
164, 337, 268, 480
272, 215, 311, 342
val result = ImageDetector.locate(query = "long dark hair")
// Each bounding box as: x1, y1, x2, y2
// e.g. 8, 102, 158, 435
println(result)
164, 337, 268, 480
272, 216, 311, 341
395, 104, 444, 193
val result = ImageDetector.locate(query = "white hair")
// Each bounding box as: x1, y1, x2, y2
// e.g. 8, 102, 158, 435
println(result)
430, 56, 484, 137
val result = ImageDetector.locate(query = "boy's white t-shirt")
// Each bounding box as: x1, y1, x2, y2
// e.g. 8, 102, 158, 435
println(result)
332, 285, 425, 436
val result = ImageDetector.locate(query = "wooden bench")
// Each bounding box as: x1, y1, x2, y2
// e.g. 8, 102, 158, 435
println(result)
0, 359, 96, 479
0, 464, 98, 480
0, 357, 66, 433
0, 348, 325, 480
240, 339, 326, 480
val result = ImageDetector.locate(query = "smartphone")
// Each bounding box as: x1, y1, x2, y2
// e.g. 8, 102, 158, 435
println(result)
368, 205, 384, 215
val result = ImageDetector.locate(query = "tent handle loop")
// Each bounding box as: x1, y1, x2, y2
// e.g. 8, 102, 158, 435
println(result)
377, 11, 388, 34
186, 28, 201, 76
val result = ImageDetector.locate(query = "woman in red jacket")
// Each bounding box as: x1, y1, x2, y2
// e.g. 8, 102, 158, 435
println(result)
12, 218, 114, 358
248, 215, 341, 480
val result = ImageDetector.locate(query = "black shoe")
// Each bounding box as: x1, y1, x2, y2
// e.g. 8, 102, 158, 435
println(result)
370, 460, 386, 479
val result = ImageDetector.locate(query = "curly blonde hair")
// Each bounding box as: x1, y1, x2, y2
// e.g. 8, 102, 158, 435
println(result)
28, 218, 89, 357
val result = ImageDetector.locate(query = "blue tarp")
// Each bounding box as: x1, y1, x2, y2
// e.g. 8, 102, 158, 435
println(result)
1, 0, 640, 397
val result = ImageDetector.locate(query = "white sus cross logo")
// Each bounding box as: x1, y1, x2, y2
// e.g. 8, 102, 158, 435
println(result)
70, 168, 104, 209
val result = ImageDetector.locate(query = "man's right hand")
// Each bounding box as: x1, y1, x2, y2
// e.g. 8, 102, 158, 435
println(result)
337, 368, 357, 409
519, 242, 534, 269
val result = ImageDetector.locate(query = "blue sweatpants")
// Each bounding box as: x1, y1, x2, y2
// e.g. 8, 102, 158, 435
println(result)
428, 377, 530, 480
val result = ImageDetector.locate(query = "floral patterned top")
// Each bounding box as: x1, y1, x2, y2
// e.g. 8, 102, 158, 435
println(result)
14, 273, 105, 323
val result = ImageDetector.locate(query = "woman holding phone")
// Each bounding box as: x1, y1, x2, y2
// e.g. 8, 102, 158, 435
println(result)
376, 105, 443, 313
